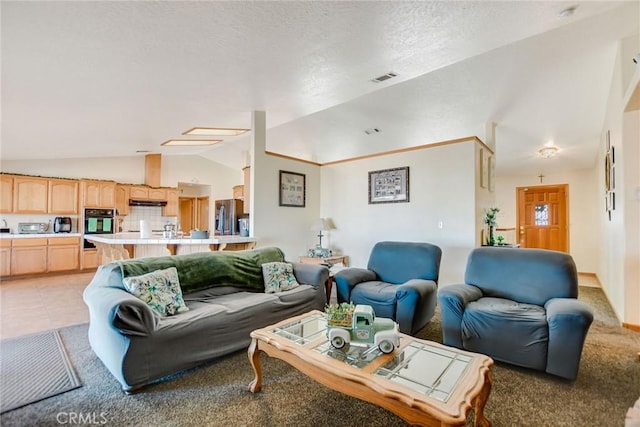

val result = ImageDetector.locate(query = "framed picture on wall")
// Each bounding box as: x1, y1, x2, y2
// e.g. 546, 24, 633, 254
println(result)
480, 149, 488, 189
279, 170, 306, 207
368, 166, 410, 204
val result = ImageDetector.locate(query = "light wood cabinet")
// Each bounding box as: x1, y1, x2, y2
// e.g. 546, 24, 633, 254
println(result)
14, 176, 48, 213
233, 185, 244, 200
163, 188, 179, 217
115, 185, 130, 216
11, 238, 47, 275
243, 166, 251, 214
1, 175, 14, 213
82, 180, 116, 208
0, 239, 11, 276
48, 179, 79, 214
47, 237, 80, 272
129, 186, 149, 199
148, 188, 166, 200
82, 249, 100, 270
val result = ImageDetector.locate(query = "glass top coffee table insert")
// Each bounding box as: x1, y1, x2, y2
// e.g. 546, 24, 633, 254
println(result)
250, 310, 493, 427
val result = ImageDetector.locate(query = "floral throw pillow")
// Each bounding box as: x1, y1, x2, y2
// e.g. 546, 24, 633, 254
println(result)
122, 267, 189, 317
262, 262, 300, 293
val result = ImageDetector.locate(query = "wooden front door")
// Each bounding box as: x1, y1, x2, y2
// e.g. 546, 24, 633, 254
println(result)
516, 184, 569, 252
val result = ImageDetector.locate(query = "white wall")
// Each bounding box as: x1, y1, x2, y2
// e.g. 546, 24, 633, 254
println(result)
596, 33, 640, 325
320, 142, 477, 286
494, 169, 600, 273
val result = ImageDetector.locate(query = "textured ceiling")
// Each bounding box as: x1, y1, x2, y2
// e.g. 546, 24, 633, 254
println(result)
1, 1, 638, 176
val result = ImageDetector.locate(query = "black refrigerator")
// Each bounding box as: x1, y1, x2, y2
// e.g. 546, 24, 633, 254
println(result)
214, 199, 243, 235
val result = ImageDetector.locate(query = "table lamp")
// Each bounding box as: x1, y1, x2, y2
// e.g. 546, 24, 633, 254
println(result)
310, 218, 335, 257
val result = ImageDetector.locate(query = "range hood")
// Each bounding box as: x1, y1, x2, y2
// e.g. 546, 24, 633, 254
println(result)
129, 199, 167, 207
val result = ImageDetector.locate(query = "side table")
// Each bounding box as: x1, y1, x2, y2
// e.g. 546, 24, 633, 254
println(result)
298, 255, 348, 303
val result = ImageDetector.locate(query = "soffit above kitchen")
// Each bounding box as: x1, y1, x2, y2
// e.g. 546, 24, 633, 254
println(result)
1, 1, 637, 176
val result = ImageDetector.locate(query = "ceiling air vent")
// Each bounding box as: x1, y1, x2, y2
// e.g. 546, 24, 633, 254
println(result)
371, 72, 398, 83
364, 128, 381, 135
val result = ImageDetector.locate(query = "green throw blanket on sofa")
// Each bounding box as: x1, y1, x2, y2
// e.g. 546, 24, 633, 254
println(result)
117, 247, 285, 294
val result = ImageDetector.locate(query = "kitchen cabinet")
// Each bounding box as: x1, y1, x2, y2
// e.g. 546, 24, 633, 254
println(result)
0, 239, 11, 276
14, 176, 48, 213
115, 185, 130, 216
129, 186, 149, 199
243, 166, 251, 214
233, 185, 244, 200
1, 175, 14, 213
82, 180, 116, 208
163, 188, 179, 217
148, 188, 166, 200
47, 237, 80, 272
48, 179, 79, 214
82, 249, 100, 270
11, 238, 47, 275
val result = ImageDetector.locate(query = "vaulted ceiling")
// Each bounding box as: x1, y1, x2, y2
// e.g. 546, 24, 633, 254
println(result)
2, 1, 638, 176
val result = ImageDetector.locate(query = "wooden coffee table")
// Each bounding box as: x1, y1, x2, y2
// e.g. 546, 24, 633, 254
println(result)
248, 310, 493, 426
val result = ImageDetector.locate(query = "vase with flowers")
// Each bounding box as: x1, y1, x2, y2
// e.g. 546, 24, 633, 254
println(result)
483, 207, 500, 245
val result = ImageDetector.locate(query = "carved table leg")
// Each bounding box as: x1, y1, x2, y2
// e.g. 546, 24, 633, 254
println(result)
247, 338, 263, 393
473, 370, 493, 427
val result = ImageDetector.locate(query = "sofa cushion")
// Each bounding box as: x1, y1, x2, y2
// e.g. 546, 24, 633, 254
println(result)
122, 267, 189, 317
461, 297, 548, 370
262, 262, 300, 293
118, 247, 286, 294
349, 281, 398, 320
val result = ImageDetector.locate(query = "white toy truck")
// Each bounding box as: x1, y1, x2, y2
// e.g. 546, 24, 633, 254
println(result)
326, 304, 400, 354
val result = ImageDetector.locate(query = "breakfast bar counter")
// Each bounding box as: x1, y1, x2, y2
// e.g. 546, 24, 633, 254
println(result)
84, 233, 257, 263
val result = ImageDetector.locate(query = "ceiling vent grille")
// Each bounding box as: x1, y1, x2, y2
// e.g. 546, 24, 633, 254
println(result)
371, 72, 398, 83
364, 128, 381, 135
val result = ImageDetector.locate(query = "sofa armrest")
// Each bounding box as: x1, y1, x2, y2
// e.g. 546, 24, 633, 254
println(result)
334, 268, 377, 303
544, 298, 594, 380
83, 264, 159, 337
84, 286, 158, 336
394, 279, 438, 334
291, 262, 329, 289
437, 284, 483, 348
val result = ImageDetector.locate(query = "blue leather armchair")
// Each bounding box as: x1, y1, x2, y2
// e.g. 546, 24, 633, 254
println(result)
334, 241, 442, 335
438, 247, 593, 380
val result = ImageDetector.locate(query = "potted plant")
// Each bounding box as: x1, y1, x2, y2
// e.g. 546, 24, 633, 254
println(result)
325, 302, 355, 327
483, 207, 500, 245
496, 235, 505, 245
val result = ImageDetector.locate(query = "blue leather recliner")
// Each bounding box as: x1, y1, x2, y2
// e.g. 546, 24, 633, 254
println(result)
438, 247, 593, 380
334, 241, 442, 335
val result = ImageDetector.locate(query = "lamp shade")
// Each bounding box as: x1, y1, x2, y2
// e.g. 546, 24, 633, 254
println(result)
310, 218, 335, 231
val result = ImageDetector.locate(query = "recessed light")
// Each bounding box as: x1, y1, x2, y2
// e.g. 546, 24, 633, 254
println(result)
161, 139, 222, 146
558, 5, 578, 18
182, 127, 250, 136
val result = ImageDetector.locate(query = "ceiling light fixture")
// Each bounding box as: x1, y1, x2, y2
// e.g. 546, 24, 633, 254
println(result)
538, 146, 559, 159
182, 127, 250, 136
161, 139, 222, 146
558, 5, 578, 18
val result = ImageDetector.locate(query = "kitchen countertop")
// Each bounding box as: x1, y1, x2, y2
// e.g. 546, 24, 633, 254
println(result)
84, 233, 256, 245
0, 233, 82, 239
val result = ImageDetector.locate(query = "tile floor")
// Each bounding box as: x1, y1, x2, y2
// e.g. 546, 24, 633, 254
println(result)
0, 272, 94, 339
0, 271, 601, 340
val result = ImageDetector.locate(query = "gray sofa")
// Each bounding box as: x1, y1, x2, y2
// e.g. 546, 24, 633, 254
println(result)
83, 247, 329, 392
438, 247, 593, 380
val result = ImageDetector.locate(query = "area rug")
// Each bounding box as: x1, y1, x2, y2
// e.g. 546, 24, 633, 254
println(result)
0, 330, 81, 413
